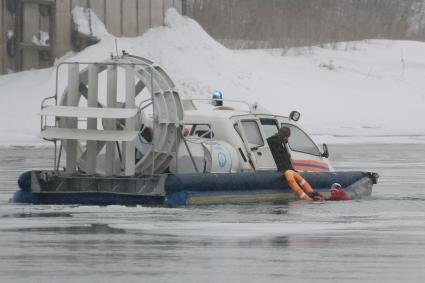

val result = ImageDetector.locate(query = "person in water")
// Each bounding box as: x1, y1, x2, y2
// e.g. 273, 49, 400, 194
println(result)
308, 183, 351, 201
267, 126, 294, 172
327, 182, 351, 201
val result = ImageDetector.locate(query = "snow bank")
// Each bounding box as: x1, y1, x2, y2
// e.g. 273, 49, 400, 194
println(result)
0, 8, 424, 146
72, 6, 109, 38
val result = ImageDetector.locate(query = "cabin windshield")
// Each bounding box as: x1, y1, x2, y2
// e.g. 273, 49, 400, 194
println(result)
282, 123, 321, 156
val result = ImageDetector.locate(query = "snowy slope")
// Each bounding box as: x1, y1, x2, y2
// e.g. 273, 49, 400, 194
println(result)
0, 8, 424, 146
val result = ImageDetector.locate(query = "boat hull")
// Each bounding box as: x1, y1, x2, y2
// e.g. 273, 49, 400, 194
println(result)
12, 171, 377, 206
164, 171, 375, 206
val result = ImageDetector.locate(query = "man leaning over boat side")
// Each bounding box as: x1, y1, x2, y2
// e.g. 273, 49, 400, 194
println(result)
267, 126, 295, 172
271, 127, 326, 200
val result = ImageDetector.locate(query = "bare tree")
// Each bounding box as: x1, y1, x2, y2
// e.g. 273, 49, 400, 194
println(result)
185, 0, 425, 49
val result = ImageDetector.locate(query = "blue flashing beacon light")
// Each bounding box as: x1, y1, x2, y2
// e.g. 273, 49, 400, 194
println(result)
212, 90, 223, 106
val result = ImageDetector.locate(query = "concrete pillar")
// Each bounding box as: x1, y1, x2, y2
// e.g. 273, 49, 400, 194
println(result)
137, 0, 150, 35
122, 0, 137, 37
72, 0, 88, 9
183, 0, 187, 15
175, 0, 183, 15
151, 0, 163, 27
105, 0, 121, 36
164, 0, 173, 15
90, 0, 105, 23
39, 3, 51, 69
54, 0, 71, 58
2, 0, 16, 72
22, 3, 39, 70
0, 0, 4, 74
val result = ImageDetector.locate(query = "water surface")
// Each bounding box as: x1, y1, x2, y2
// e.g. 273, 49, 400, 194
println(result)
1, 145, 424, 282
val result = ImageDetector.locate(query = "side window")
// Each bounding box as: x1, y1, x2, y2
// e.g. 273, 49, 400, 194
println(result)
260, 119, 279, 139
282, 123, 321, 156
241, 120, 264, 146
190, 124, 213, 138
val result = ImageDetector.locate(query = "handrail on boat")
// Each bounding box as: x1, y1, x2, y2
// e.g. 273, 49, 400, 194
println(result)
185, 98, 259, 113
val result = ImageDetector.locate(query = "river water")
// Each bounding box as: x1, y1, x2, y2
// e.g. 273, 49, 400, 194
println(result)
0, 144, 424, 282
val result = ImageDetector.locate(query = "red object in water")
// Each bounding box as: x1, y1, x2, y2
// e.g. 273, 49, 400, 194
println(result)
312, 194, 325, 201
326, 188, 352, 201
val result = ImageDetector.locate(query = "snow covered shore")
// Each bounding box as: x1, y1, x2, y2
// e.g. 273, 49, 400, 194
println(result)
0, 9, 424, 146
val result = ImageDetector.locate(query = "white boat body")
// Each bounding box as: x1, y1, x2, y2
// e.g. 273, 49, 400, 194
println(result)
171, 99, 333, 174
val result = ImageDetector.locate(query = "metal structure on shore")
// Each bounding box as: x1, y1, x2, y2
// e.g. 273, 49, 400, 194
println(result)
0, 0, 183, 74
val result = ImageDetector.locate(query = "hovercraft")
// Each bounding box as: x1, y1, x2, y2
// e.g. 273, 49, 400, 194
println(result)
12, 54, 378, 206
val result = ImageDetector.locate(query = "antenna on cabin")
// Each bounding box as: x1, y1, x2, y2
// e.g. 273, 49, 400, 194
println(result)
110, 41, 120, 59
114, 39, 119, 58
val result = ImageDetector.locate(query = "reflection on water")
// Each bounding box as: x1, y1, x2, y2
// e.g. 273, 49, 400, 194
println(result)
10, 223, 126, 234
2, 212, 73, 218
0, 145, 425, 282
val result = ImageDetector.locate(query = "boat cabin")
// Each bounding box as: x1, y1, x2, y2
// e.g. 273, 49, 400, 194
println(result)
180, 99, 332, 173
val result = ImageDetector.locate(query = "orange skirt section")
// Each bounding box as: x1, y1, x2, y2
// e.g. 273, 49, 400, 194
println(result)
293, 160, 330, 172
284, 170, 314, 200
